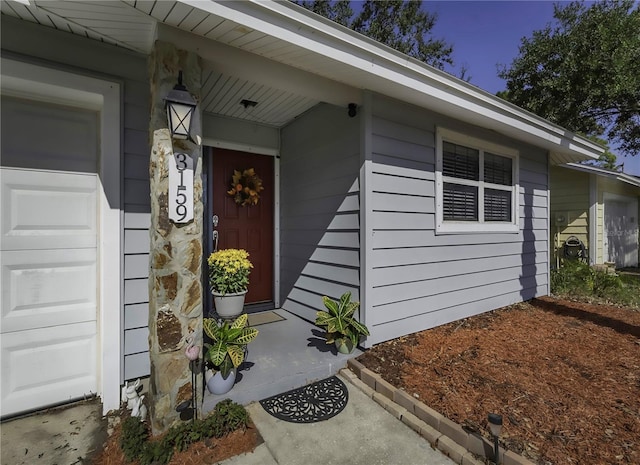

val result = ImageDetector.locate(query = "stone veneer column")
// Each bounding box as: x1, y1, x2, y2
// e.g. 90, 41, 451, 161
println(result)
148, 41, 203, 434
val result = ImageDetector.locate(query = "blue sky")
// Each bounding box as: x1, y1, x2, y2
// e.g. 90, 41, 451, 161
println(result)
422, 0, 640, 175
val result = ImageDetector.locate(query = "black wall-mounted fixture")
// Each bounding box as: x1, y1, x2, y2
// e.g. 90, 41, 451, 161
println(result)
240, 99, 258, 109
348, 103, 357, 118
165, 71, 197, 141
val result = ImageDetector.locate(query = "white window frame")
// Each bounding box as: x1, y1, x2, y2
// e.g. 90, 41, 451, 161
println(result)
435, 127, 519, 234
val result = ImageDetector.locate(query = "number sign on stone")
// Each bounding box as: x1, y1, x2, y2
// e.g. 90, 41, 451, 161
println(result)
169, 152, 194, 223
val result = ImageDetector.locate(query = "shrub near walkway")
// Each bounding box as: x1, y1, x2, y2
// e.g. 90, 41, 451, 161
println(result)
359, 297, 640, 465
92, 400, 259, 465
551, 262, 640, 308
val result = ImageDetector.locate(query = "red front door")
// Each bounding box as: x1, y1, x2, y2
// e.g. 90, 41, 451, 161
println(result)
208, 148, 274, 305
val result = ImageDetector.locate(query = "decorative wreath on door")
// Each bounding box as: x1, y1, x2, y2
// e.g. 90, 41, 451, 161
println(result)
227, 168, 264, 206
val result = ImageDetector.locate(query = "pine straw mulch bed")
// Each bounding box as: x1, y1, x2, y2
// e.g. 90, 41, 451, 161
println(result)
358, 296, 640, 465
91, 415, 261, 465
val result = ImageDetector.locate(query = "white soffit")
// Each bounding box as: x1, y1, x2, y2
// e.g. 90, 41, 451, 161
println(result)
156, 22, 361, 127
1, 0, 156, 53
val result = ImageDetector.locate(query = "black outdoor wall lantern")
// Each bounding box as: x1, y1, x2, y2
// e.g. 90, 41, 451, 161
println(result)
165, 71, 197, 142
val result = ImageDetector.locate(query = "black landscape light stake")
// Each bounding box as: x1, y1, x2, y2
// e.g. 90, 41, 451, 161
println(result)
190, 358, 198, 421
178, 339, 200, 421
488, 413, 503, 464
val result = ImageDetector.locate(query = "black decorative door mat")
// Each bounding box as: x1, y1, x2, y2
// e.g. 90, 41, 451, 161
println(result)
259, 376, 348, 423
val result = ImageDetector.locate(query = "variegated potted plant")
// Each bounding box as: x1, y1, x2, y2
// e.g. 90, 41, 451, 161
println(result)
315, 292, 369, 354
203, 314, 258, 395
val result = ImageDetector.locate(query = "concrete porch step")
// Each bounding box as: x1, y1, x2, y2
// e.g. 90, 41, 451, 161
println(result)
202, 309, 360, 413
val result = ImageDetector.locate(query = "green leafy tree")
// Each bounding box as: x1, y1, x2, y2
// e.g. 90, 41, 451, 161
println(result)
350, 0, 453, 70
295, 0, 454, 70
297, 0, 353, 26
594, 151, 621, 171
498, 0, 640, 156
583, 136, 621, 171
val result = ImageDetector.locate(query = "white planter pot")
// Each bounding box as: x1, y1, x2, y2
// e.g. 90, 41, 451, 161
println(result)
212, 290, 248, 319
206, 368, 237, 395
335, 338, 355, 355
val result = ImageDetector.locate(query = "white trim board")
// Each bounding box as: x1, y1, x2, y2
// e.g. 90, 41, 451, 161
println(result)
1, 57, 123, 415
563, 162, 640, 188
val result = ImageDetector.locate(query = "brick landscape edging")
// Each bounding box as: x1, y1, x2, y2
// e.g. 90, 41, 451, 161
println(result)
342, 360, 536, 465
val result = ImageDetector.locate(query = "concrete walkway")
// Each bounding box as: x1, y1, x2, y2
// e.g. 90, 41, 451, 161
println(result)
203, 309, 360, 413
0, 399, 107, 465
220, 373, 456, 465
1, 374, 458, 465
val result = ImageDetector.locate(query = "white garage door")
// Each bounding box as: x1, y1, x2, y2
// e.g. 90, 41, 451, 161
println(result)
604, 193, 639, 268
1, 97, 99, 417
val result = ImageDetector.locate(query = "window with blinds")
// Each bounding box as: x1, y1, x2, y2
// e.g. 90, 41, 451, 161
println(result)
443, 183, 478, 221
436, 128, 519, 233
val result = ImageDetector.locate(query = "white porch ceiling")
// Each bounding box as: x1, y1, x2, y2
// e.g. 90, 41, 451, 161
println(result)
201, 70, 320, 127
1, 0, 325, 127
0, 0, 156, 53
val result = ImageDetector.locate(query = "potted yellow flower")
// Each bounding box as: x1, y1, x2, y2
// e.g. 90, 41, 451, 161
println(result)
207, 248, 253, 319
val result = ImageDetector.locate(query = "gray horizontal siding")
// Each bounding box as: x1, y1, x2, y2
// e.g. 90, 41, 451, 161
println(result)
281, 245, 360, 268
124, 230, 151, 254
366, 94, 549, 346
370, 266, 547, 312
2, 17, 152, 382
202, 113, 279, 152
370, 274, 547, 328
371, 251, 547, 286
124, 211, 151, 229
279, 103, 361, 321
371, 229, 548, 249
124, 303, 149, 330
370, 285, 548, 345
124, 254, 149, 279
123, 352, 151, 381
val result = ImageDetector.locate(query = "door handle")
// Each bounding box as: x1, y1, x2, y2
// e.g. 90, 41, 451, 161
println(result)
212, 215, 219, 252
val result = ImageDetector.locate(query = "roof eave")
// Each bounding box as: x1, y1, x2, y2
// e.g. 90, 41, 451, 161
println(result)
563, 163, 640, 188
180, 0, 602, 161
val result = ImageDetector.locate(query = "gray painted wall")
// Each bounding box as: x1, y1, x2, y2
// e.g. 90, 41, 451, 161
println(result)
203, 113, 279, 153
1, 16, 152, 381
366, 94, 549, 345
279, 103, 361, 322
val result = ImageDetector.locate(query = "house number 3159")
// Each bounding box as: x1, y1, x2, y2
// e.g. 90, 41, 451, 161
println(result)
169, 152, 194, 223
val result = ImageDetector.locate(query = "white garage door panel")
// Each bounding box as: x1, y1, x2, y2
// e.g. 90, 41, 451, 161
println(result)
1, 97, 98, 173
1, 249, 97, 333
1, 94, 100, 417
1, 322, 97, 417
604, 194, 639, 268
1, 169, 97, 250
